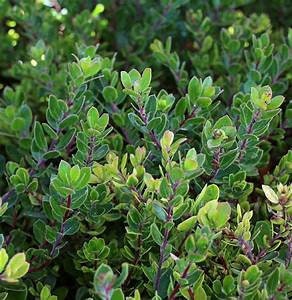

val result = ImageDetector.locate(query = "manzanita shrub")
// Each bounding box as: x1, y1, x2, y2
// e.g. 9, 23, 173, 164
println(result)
0, 1, 291, 299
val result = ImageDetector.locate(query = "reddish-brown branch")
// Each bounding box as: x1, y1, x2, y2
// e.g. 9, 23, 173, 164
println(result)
50, 194, 72, 256
179, 107, 197, 129
138, 105, 161, 149
168, 263, 191, 300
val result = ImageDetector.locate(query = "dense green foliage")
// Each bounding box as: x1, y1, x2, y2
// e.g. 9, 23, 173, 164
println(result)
0, 0, 291, 299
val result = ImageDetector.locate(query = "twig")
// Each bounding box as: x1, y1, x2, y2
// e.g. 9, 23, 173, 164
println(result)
285, 233, 292, 268
178, 106, 197, 130
1, 189, 15, 204
50, 194, 72, 257
154, 183, 178, 291
238, 237, 255, 263
138, 105, 161, 149
238, 110, 261, 162
85, 136, 96, 166
154, 207, 172, 291
168, 263, 191, 300
210, 147, 222, 179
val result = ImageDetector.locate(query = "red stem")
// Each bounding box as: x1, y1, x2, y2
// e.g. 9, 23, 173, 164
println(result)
238, 110, 261, 161
50, 194, 72, 256
168, 263, 191, 300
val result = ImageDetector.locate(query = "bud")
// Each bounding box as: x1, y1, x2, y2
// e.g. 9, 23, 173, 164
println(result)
212, 129, 224, 139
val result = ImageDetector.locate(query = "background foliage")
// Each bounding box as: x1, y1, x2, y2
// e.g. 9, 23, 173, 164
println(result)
0, 0, 291, 299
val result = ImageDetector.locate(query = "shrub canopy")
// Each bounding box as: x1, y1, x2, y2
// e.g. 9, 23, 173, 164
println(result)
0, 1, 291, 299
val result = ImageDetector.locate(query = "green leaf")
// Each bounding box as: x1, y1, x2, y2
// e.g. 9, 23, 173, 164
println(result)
175, 98, 188, 116
194, 184, 220, 212
3, 253, 29, 283
150, 223, 163, 246
147, 117, 162, 131
203, 86, 215, 97
87, 107, 99, 129
193, 286, 207, 300
71, 188, 88, 209
214, 115, 233, 129
160, 130, 174, 149
96, 114, 109, 131
188, 76, 202, 102
70, 165, 80, 185
15, 168, 29, 185
69, 62, 83, 80
51, 178, 73, 197
129, 69, 141, 83
79, 57, 101, 77
0, 283, 27, 300
267, 95, 284, 110
201, 35, 213, 52
113, 263, 129, 287
58, 160, 71, 185
11, 118, 25, 132
244, 265, 261, 283
153, 203, 167, 221
169, 167, 184, 182
42, 123, 58, 139
43, 150, 61, 160
196, 97, 212, 108
56, 129, 76, 150
198, 200, 231, 229
63, 217, 80, 235
213, 202, 231, 228
59, 114, 79, 129
33, 219, 46, 244
132, 290, 141, 300
140, 68, 152, 91
45, 226, 58, 243
40, 286, 51, 300
220, 148, 239, 169
159, 178, 171, 198
202, 76, 213, 88
128, 113, 145, 130
34, 121, 47, 150
262, 185, 278, 203
74, 167, 90, 190
111, 289, 124, 300
177, 216, 197, 232
267, 267, 279, 294
103, 86, 118, 103
121, 71, 132, 89
48, 95, 62, 121
0, 249, 8, 273
254, 221, 272, 248
184, 148, 198, 171
126, 174, 138, 187
223, 275, 235, 294
123, 88, 140, 98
